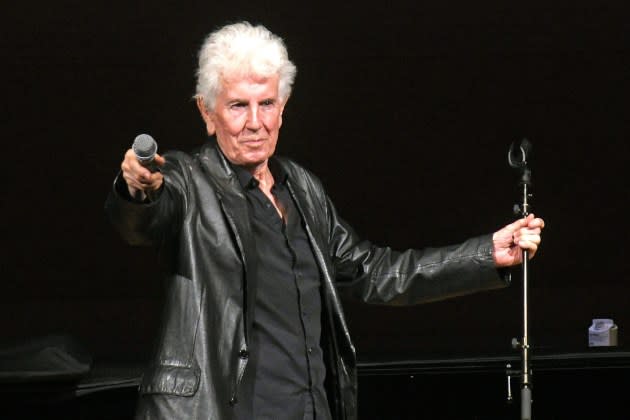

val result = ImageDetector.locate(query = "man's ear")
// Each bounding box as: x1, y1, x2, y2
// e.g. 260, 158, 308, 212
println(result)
196, 97, 216, 135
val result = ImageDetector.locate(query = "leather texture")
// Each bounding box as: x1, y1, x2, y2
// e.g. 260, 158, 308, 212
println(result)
105, 139, 508, 420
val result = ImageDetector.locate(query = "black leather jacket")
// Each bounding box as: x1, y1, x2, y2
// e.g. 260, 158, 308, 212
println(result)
105, 140, 508, 420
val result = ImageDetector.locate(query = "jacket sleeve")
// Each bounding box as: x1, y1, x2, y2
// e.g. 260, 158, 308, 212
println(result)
104, 152, 189, 247
325, 196, 510, 305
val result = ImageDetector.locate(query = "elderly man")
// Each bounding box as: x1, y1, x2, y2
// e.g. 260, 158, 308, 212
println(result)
106, 21, 544, 420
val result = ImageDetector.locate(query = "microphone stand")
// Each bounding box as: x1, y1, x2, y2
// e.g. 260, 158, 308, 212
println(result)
506, 139, 533, 420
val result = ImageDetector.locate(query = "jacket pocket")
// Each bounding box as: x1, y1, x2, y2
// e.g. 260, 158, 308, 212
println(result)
139, 364, 200, 396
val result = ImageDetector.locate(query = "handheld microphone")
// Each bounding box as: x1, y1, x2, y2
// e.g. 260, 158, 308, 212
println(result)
132, 133, 159, 172
131, 133, 159, 201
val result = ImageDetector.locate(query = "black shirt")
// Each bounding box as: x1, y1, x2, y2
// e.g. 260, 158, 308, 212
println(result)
232, 160, 331, 420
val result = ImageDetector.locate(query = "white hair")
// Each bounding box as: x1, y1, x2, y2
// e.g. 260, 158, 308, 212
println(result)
194, 22, 297, 109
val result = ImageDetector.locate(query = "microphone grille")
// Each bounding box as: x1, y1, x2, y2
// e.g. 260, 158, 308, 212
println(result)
132, 134, 157, 160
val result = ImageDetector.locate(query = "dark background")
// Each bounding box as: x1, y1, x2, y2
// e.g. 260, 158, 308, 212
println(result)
2, 1, 628, 368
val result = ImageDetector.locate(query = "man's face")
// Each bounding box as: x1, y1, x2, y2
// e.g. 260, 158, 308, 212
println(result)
198, 74, 285, 168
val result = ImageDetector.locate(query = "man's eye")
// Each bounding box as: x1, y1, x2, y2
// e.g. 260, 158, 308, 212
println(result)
230, 103, 246, 109
261, 100, 274, 107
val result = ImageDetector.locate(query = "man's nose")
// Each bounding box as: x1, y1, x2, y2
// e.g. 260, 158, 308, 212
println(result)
246, 105, 261, 130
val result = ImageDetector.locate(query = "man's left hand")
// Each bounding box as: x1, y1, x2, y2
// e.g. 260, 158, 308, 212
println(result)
492, 214, 545, 267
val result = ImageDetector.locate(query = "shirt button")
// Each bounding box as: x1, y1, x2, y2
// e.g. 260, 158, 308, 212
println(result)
308, 347, 313, 354
229, 396, 238, 406
239, 349, 249, 359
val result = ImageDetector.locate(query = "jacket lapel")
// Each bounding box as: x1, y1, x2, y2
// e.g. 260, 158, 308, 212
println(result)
197, 141, 258, 341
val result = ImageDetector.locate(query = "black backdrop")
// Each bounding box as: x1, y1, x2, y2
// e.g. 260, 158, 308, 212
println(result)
2, 2, 629, 365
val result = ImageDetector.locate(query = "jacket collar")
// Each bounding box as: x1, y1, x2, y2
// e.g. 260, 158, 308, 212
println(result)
197, 138, 237, 189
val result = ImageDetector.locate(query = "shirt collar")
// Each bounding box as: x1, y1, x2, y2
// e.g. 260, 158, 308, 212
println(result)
231, 157, 288, 190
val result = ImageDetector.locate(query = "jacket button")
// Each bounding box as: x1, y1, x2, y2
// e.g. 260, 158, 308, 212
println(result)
229, 396, 238, 406
239, 349, 249, 359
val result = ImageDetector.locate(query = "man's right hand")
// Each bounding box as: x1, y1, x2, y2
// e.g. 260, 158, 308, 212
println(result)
121, 148, 166, 199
